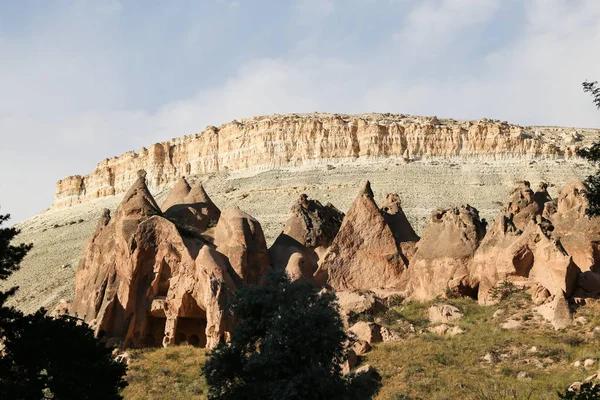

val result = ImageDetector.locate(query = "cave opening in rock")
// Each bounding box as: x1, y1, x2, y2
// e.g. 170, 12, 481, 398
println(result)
513, 246, 534, 277
456, 282, 479, 300
174, 293, 208, 347
175, 317, 207, 347
143, 316, 167, 347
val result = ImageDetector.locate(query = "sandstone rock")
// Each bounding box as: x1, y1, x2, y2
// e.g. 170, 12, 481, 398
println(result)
380, 326, 403, 342
161, 177, 192, 212
269, 233, 318, 281
350, 364, 380, 385
577, 271, 600, 295
352, 339, 371, 355
214, 208, 270, 285
314, 181, 412, 290
501, 319, 523, 330
534, 295, 572, 330
427, 324, 464, 336
530, 284, 551, 305
517, 371, 532, 381
428, 304, 463, 323
585, 359, 596, 368
282, 194, 344, 250
405, 205, 485, 300
546, 180, 600, 273
341, 348, 358, 375
72, 172, 236, 349
54, 114, 575, 207
379, 193, 420, 257
335, 291, 385, 319
347, 321, 383, 344
162, 178, 221, 234
472, 182, 578, 304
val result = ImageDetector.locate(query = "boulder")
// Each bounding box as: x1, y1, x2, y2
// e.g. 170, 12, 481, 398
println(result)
352, 339, 372, 355
427, 324, 465, 336
380, 326, 403, 341
577, 271, 600, 295
405, 205, 485, 300
347, 321, 383, 344
341, 348, 358, 375
214, 208, 270, 285
428, 304, 463, 323
314, 181, 413, 290
335, 291, 385, 320
534, 295, 572, 330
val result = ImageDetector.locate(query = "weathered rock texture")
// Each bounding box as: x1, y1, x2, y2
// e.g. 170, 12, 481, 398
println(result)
472, 182, 579, 304
269, 194, 344, 281
72, 171, 240, 349
54, 113, 594, 208
162, 177, 221, 234
70, 172, 600, 350
405, 205, 486, 300
313, 181, 417, 290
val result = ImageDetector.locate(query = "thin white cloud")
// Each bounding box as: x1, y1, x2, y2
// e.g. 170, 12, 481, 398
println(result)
393, 0, 502, 46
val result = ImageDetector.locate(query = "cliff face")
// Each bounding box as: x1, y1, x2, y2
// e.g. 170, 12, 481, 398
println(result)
54, 113, 593, 207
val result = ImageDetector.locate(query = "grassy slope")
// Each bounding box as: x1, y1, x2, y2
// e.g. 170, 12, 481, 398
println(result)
122, 294, 600, 400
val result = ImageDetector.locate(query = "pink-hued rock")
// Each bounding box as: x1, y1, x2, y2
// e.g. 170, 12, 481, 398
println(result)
214, 208, 270, 285
314, 182, 415, 290
405, 205, 485, 300
72, 171, 236, 349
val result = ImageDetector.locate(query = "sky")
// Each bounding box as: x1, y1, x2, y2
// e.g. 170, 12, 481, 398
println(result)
0, 0, 599, 223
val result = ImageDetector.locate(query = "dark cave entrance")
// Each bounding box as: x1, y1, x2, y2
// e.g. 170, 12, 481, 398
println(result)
143, 316, 167, 347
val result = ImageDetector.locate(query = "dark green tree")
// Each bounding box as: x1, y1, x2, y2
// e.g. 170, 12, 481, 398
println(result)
558, 382, 600, 399
203, 270, 380, 400
578, 81, 600, 216
0, 212, 127, 400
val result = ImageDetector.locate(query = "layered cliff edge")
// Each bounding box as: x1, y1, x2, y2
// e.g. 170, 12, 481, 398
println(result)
54, 113, 599, 207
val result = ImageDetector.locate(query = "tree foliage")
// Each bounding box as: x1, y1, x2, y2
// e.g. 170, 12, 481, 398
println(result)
203, 270, 380, 400
558, 382, 600, 399
0, 212, 127, 399
578, 81, 600, 216
583, 81, 600, 110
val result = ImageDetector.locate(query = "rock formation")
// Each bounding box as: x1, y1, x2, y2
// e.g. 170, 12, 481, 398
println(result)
70, 170, 600, 350
269, 194, 344, 281
161, 177, 221, 234
405, 205, 486, 300
72, 171, 241, 349
214, 208, 270, 285
313, 181, 417, 290
471, 181, 579, 304
53, 113, 592, 208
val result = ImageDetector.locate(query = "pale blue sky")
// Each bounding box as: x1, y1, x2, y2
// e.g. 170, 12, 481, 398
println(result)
1, 0, 599, 223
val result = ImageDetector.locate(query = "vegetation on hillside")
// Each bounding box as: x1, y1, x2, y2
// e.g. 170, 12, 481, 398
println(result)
0, 211, 127, 400
579, 80, 600, 216
123, 286, 600, 400
203, 269, 381, 400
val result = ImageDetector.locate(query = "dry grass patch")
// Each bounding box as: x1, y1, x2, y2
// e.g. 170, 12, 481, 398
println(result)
122, 345, 208, 400
365, 296, 600, 400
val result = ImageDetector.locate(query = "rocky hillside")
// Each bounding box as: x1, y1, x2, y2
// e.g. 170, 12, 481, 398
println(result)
4, 113, 599, 315
53, 113, 597, 207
